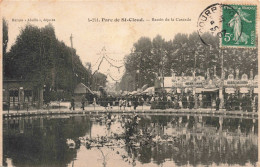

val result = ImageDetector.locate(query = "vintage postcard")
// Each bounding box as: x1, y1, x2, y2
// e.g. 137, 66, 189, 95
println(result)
1, 0, 259, 167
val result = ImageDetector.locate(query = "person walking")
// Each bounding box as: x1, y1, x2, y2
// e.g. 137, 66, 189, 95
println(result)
81, 95, 86, 110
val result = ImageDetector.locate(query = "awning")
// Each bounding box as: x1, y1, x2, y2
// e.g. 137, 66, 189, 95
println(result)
142, 87, 155, 95
202, 88, 219, 92
196, 88, 203, 93
185, 88, 193, 93
254, 88, 258, 93
240, 87, 249, 93
225, 88, 235, 94
129, 91, 138, 95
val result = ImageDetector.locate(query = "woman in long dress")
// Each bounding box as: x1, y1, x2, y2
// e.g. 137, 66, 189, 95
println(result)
228, 7, 252, 44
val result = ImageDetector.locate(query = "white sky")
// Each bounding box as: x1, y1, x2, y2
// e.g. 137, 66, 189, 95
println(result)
1, 0, 254, 82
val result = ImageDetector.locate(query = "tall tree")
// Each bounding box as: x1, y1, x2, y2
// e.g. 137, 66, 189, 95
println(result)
5, 23, 107, 100
3, 18, 8, 56
3, 18, 8, 78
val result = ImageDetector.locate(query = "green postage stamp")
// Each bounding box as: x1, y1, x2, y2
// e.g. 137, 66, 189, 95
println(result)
222, 5, 257, 47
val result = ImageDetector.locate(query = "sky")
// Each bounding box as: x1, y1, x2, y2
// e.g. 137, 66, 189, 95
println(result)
1, 0, 253, 82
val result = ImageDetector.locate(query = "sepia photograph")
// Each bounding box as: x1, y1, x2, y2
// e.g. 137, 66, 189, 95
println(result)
1, 0, 259, 166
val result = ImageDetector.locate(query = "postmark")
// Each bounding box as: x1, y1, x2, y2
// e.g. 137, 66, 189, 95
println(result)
197, 3, 257, 48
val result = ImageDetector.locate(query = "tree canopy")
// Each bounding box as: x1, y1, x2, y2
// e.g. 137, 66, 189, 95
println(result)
120, 33, 258, 91
3, 23, 107, 99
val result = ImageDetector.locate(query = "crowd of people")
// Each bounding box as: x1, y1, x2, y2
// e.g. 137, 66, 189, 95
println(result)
225, 94, 258, 112
69, 93, 258, 112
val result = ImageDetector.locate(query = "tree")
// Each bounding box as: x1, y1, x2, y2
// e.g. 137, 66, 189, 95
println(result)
120, 32, 258, 91
3, 18, 8, 56
3, 18, 8, 78
4, 23, 107, 100
91, 72, 107, 91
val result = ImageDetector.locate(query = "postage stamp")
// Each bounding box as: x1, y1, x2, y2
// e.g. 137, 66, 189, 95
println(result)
221, 5, 257, 47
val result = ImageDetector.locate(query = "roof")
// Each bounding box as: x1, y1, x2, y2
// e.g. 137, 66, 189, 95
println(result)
74, 83, 94, 94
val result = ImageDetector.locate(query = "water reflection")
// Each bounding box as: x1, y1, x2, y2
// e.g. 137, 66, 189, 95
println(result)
3, 114, 258, 167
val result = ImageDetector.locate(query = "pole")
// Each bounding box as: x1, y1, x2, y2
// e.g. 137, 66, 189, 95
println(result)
39, 30, 43, 109
219, 49, 224, 109
162, 50, 165, 92
70, 34, 74, 95
194, 51, 197, 109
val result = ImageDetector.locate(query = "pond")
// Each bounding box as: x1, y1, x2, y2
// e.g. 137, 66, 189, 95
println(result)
3, 113, 258, 167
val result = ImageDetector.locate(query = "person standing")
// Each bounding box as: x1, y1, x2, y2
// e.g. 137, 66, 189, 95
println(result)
93, 97, 96, 110
119, 98, 123, 110
70, 96, 75, 111
123, 98, 126, 110
202, 95, 207, 108
81, 95, 86, 110
230, 94, 234, 111
241, 94, 247, 112
166, 94, 172, 108
182, 95, 187, 109
233, 95, 239, 110
254, 94, 258, 112
133, 95, 138, 110
216, 96, 220, 111
246, 94, 252, 112
189, 95, 194, 109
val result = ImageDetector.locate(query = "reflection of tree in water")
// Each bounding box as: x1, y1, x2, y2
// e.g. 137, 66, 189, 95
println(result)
3, 116, 92, 167
3, 115, 258, 167
122, 115, 258, 166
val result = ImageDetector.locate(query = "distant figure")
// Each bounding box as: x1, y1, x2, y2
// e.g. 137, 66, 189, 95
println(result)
241, 94, 247, 112
202, 95, 207, 108
70, 96, 75, 111
233, 95, 239, 110
199, 94, 203, 108
182, 95, 187, 108
255, 95, 258, 112
246, 95, 252, 112
81, 95, 86, 110
119, 98, 123, 110
93, 97, 96, 110
189, 95, 194, 109
133, 96, 138, 110
122, 98, 126, 110
216, 96, 220, 111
